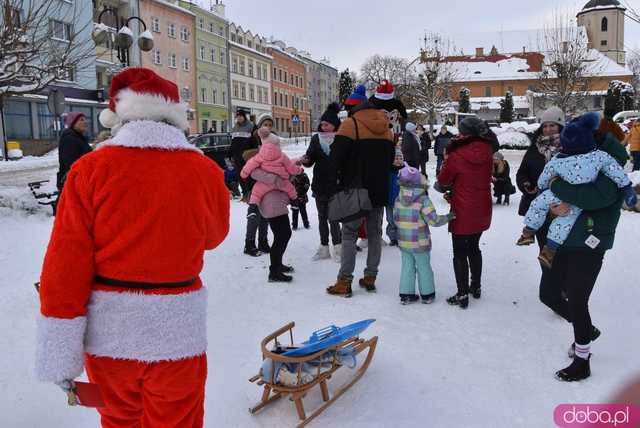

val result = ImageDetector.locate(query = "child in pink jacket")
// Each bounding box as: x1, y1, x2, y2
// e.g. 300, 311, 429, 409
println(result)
241, 127, 302, 205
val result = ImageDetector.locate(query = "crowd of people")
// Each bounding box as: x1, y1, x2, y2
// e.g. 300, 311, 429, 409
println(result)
39, 66, 639, 427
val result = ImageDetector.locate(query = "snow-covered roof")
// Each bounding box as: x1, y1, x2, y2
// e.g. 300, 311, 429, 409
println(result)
154, 0, 196, 17
228, 40, 272, 60
578, 0, 625, 14
470, 95, 530, 110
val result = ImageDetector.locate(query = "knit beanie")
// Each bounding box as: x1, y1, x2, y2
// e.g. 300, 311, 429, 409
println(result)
539, 107, 566, 127
560, 112, 600, 155
345, 84, 367, 107
319, 102, 341, 130
256, 113, 274, 128
398, 164, 422, 186
458, 116, 489, 138
65, 112, 85, 129
405, 122, 417, 133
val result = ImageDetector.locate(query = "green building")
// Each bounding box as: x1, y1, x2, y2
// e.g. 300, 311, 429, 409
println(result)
179, 1, 231, 133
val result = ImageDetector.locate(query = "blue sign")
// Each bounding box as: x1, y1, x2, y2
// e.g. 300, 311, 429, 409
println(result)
292, 115, 300, 123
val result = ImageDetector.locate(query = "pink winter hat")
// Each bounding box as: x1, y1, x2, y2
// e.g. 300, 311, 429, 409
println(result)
398, 164, 422, 185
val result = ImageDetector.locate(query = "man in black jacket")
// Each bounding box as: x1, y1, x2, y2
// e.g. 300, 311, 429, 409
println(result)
57, 112, 91, 191
434, 126, 453, 175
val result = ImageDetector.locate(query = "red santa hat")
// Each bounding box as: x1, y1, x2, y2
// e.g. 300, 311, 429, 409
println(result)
374, 80, 395, 101
99, 67, 189, 131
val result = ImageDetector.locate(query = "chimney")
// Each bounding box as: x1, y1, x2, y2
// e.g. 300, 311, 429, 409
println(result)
475, 47, 484, 57
523, 46, 526, 54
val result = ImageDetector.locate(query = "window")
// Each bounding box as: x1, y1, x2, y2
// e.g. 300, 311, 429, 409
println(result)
593, 96, 602, 108
233, 81, 239, 98
220, 49, 225, 65
218, 26, 224, 36
248, 61, 254, 77
200, 88, 207, 103
241, 84, 246, 100
198, 17, 204, 30
230, 33, 236, 42
182, 58, 190, 71
58, 66, 75, 82
212, 88, 217, 104
284, 94, 288, 108
232, 56, 238, 73
153, 49, 161, 65
202, 120, 208, 133
279, 69, 282, 81
290, 74, 293, 85
180, 26, 189, 42
5, 101, 32, 140
238, 37, 243, 45
279, 93, 283, 106
51, 20, 71, 41
209, 22, 215, 33
152, 17, 161, 33
284, 71, 287, 83
249, 85, 255, 102
601, 40, 608, 46
181, 87, 192, 102
273, 67, 277, 79
601, 17, 608, 32
485, 86, 492, 97
168, 23, 176, 38
222, 90, 226, 105
200, 46, 205, 61
210, 47, 216, 63
295, 75, 299, 87
239, 58, 245, 75
274, 91, 278, 106
168, 53, 177, 68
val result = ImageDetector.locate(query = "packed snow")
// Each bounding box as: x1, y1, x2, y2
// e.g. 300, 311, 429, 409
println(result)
1, 146, 640, 428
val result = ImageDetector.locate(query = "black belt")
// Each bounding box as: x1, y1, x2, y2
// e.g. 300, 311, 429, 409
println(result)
95, 275, 197, 290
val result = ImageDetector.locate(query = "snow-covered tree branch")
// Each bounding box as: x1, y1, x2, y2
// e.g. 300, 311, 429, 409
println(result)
359, 54, 418, 101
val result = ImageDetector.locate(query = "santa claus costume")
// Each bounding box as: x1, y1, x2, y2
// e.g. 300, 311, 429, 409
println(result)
35, 68, 230, 428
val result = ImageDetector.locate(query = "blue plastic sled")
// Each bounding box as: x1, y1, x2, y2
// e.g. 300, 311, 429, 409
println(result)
282, 319, 375, 357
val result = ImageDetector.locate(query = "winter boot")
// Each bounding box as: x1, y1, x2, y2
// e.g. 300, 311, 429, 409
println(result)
268, 267, 293, 283
359, 276, 377, 292
556, 355, 591, 382
496, 195, 503, 205
258, 240, 271, 254
327, 278, 353, 297
400, 294, 419, 305
389, 239, 399, 247
312, 245, 331, 261
538, 245, 556, 269
568, 326, 601, 358
280, 264, 294, 273
516, 228, 536, 246
447, 293, 469, 309
504, 195, 510, 206
332, 244, 342, 263
421, 293, 436, 304
244, 242, 261, 257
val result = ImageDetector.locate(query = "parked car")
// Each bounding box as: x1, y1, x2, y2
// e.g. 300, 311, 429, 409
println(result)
189, 133, 232, 168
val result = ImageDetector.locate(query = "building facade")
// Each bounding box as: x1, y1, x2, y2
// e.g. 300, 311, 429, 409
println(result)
300, 56, 339, 131
179, 0, 230, 133
268, 41, 310, 135
228, 23, 272, 121
577, 0, 626, 65
139, 0, 197, 131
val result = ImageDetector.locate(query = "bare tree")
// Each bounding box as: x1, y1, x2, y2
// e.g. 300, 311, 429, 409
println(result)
409, 33, 458, 131
359, 54, 418, 100
534, 12, 598, 115
1, 0, 94, 157
628, 48, 640, 109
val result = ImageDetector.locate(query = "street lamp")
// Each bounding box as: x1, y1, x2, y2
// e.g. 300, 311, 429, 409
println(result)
93, 7, 154, 67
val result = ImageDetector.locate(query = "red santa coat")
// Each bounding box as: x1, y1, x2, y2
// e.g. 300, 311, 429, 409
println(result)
437, 135, 493, 235
35, 120, 230, 383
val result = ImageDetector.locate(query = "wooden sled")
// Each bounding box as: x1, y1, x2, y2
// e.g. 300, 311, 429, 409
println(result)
248, 322, 378, 428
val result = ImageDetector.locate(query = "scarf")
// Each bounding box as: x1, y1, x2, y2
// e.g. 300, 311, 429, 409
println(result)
318, 132, 335, 156
536, 134, 560, 163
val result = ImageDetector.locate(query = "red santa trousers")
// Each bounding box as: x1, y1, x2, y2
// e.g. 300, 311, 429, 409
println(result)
85, 354, 207, 428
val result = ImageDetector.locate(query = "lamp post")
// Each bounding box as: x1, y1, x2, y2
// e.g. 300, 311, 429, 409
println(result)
93, 7, 154, 67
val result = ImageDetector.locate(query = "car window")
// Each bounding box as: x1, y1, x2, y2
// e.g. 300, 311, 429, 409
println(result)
193, 136, 210, 149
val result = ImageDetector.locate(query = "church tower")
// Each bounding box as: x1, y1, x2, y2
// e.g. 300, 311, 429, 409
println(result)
576, 0, 626, 65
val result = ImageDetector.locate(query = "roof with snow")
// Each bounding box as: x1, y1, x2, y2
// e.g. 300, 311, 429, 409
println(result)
579, 0, 625, 13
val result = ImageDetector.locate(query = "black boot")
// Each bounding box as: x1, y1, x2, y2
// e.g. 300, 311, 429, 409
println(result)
568, 326, 601, 358
556, 355, 591, 382
452, 257, 470, 303
504, 195, 510, 206
268, 267, 293, 283
496, 195, 502, 205
258, 240, 271, 254
400, 294, 419, 305
280, 264, 294, 273
244, 241, 261, 257
447, 293, 469, 309
469, 251, 482, 299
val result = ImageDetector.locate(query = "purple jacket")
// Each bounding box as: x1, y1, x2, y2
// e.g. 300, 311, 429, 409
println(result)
251, 169, 290, 219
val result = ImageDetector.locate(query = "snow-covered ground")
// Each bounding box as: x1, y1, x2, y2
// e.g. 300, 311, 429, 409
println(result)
1, 147, 640, 428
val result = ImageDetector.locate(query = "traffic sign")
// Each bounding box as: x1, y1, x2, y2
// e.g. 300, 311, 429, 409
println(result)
47, 89, 66, 116
292, 115, 300, 123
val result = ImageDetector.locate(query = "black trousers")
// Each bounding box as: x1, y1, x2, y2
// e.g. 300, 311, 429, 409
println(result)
315, 198, 341, 246
267, 214, 292, 272
245, 204, 269, 246
539, 250, 604, 345
420, 160, 427, 176
291, 203, 309, 228
451, 233, 483, 295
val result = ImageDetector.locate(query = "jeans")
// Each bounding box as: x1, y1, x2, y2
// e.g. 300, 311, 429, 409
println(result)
399, 249, 435, 297
632, 151, 640, 172
291, 203, 309, 228
385, 205, 398, 241
338, 207, 384, 281
315, 198, 341, 246
246, 204, 269, 246
451, 233, 483, 295
267, 214, 292, 273
539, 250, 604, 345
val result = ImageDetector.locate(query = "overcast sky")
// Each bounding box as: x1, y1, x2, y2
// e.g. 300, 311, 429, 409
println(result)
207, 0, 640, 73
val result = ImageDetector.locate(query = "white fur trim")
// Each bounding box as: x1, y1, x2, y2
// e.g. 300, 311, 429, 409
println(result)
115, 88, 190, 131
35, 315, 87, 382
100, 120, 202, 153
99, 108, 120, 129
375, 92, 395, 100
85, 288, 207, 362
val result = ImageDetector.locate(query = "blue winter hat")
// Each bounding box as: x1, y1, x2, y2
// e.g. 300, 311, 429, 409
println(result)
560, 112, 601, 155
345, 84, 368, 106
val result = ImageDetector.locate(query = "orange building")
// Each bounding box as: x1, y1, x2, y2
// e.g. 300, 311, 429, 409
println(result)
268, 41, 310, 135
139, 0, 197, 132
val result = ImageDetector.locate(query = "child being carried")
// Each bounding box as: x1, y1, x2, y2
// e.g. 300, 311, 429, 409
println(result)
517, 112, 637, 268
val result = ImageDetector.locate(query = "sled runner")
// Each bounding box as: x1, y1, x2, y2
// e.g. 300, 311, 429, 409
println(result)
249, 320, 378, 427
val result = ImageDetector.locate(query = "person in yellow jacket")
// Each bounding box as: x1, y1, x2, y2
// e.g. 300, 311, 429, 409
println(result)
623, 121, 640, 171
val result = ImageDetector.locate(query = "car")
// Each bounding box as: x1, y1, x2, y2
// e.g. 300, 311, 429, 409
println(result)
189, 133, 232, 168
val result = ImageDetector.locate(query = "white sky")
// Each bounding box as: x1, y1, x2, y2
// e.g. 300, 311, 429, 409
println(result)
201, 0, 640, 73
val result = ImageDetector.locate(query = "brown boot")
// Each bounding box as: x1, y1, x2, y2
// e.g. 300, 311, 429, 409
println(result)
358, 276, 377, 292
327, 278, 352, 297
538, 245, 556, 269
516, 228, 536, 246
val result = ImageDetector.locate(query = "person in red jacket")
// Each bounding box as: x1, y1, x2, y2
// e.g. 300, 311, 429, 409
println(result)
35, 68, 230, 428
436, 117, 496, 309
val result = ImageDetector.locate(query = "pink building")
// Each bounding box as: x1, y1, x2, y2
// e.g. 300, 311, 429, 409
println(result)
139, 0, 197, 132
